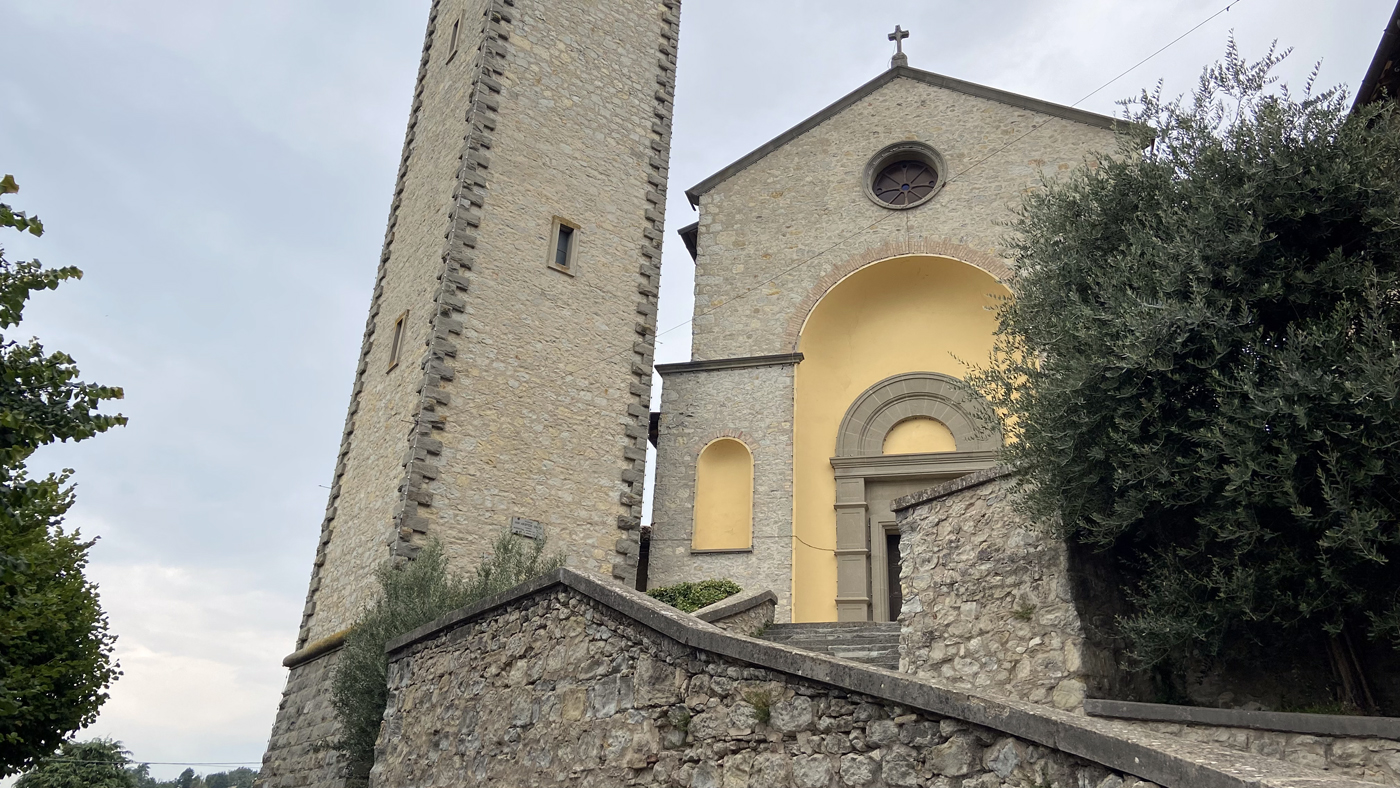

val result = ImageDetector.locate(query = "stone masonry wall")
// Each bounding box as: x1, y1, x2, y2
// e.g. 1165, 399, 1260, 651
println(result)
893, 471, 1400, 785
305, 0, 680, 641
694, 589, 778, 637
372, 586, 1148, 788
894, 469, 1111, 711
650, 362, 796, 619
411, 0, 680, 589
255, 651, 347, 788
688, 74, 1117, 362
702, 597, 776, 637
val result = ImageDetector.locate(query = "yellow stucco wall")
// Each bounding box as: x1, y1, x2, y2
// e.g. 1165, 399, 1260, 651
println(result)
882, 417, 957, 454
792, 255, 1010, 622
692, 438, 754, 550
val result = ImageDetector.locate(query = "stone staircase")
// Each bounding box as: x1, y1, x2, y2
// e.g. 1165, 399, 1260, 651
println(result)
759, 622, 901, 670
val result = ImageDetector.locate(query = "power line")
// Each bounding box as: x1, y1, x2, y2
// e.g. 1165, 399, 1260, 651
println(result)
37, 759, 262, 766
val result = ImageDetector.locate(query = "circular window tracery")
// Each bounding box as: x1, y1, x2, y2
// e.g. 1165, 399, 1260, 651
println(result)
863, 141, 946, 211
872, 160, 939, 206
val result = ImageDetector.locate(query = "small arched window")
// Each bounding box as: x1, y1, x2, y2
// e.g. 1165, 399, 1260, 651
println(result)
691, 438, 754, 551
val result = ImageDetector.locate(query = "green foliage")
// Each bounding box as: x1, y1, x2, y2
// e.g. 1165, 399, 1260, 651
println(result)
0, 177, 125, 776
1011, 605, 1037, 623
667, 705, 690, 733
741, 689, 772, 724
127, 764, 256, 788
15, 739, 136, 788
967, 42, 1400, 678
329, 533, 563, 783
645, 579, 741, 613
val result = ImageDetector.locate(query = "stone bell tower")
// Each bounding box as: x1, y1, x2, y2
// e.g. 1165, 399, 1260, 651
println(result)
256, 0, 680, 783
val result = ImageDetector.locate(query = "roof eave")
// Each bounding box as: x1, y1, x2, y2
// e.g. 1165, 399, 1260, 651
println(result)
1354, 0, 1400, 109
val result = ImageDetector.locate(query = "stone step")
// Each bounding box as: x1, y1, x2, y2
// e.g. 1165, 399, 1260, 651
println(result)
761, 624, 901, 635
759, 622, 902, 670
762, 623, 900, 637
761, 630, 900, 644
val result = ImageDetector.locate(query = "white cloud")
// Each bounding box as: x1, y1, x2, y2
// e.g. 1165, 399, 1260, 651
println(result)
81, 561, 293, 779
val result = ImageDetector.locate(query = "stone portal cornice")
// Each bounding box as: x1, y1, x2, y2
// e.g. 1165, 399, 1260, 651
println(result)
656, 352, 804, 375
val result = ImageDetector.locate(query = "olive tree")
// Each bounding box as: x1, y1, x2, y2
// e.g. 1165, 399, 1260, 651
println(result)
968, 44, 1400, 709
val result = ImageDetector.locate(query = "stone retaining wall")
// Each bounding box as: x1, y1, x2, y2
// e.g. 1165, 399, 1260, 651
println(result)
1129, 721, 1400, 785
693, 588, 777, 636
369, 568, 1375, 787
893, 470, 1400, 785
893, 468, 1114, 710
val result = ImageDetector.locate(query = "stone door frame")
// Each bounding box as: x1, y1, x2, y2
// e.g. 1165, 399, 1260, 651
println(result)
830, 372, 1000, 621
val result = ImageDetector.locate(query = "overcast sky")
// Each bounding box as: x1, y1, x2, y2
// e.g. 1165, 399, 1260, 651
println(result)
2, 0, 1394, 779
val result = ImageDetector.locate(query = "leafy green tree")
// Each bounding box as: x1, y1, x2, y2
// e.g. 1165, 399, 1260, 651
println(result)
329, 533, 562, 783
14, 738, 137, 788
175, 768, 194, 788
224, 767, 257, 788
968, 43, 1400, 708
0, 176, 126, 775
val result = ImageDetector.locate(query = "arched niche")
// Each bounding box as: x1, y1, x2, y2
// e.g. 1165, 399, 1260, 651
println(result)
691, 438, 754, 552
790, 253, 1009, 623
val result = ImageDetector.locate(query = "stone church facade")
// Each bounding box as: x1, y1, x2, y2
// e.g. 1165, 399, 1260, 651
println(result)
648, 67, 1116, 624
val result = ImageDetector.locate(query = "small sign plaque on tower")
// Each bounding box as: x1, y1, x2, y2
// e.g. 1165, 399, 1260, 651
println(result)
511, 516, 545, 540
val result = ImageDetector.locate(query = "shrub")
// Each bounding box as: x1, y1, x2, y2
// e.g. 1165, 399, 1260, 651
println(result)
646, 579, 741, 613
328, 532, 562, 784
967, 42, 1400, 708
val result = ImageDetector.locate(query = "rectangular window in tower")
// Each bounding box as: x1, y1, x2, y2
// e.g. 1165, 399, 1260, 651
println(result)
548, 218, 579, 275
387, 310, 408, 371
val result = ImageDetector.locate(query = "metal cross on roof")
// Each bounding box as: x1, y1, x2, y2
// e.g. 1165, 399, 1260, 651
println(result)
888, 25, 910, 68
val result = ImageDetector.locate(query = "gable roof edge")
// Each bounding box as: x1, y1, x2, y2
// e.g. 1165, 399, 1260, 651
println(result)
686, 65, 1123, 206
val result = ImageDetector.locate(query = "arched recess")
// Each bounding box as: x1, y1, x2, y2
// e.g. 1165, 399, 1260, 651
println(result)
692, 438, 754, 551
791, 254, 1009, 623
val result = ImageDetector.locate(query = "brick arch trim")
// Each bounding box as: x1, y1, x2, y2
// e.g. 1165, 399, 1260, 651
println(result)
782, 238, 1014, 351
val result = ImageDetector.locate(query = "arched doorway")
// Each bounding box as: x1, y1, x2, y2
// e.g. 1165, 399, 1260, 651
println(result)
792, 254, 1009, 622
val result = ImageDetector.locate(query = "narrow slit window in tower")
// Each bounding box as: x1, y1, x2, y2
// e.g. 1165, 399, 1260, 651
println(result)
387, 310, 408, 371
448, 17, 461, 60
